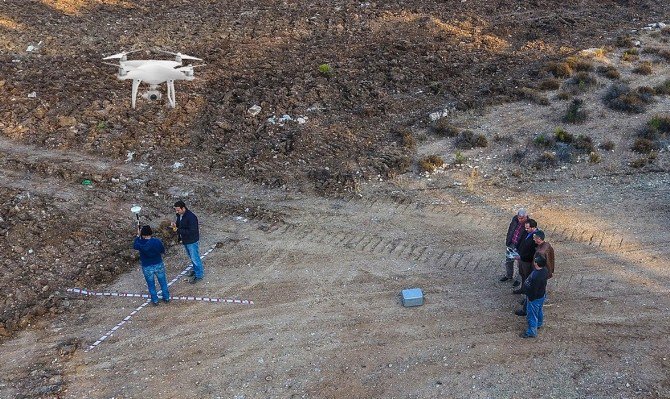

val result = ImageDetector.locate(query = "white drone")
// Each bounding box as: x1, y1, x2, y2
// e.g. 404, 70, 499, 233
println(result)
103, 49, 203, 108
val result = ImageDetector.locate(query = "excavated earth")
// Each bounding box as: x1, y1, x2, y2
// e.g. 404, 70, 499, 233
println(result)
1, 1, 670, 398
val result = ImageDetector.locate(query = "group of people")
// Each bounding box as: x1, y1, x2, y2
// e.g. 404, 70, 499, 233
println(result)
132, 201, 205, 305
501, 208, 555, 338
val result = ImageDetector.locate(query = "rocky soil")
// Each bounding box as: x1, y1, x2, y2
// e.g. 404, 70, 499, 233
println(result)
0, 1, 669, 398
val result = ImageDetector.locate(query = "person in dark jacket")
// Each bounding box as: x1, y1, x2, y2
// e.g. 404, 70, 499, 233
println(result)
501, 208, 528, 285
519, 255, 549, 338
133, 225, 170, 305
513, 218, 539, 294
171, 200, 204, 283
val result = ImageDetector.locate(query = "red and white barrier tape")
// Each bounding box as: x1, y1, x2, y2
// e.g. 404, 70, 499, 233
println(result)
83, 245, 221, 351
67, 288, 254, 305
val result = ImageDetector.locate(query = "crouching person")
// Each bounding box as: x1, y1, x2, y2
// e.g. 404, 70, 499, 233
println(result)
520, 255, 549, 338
133, 225, 170, 306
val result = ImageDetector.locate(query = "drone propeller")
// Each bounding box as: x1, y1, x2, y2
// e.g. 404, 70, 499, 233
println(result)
155, 49, 202, 61
102, 49, 143, 60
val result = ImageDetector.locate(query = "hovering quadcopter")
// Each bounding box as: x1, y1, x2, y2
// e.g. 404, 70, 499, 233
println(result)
103, 49, 203, 108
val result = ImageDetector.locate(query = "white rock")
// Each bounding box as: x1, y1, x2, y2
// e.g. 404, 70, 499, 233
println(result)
248, 105, 262, 116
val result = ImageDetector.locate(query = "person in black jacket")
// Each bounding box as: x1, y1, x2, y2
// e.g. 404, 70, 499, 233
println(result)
519, 255, 549, 338
513, 218, 539, 295
501, 208, 528, 285
171, 200, 205, 283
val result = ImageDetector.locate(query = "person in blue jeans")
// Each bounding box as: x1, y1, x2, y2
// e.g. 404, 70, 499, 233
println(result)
133, 225, 170, 305
519, 255, 549, 338
171, 200, 204, 283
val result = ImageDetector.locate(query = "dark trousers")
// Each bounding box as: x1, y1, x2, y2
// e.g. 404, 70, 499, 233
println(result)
519, 260, 533, 283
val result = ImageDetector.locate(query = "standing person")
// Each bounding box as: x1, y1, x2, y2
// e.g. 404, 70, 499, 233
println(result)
172, 200, 204, 283
519, 255, 549, 338
533, 230, 555, 279
513, 218, 539, 295
501, 208, 528, 286
133, 225, 170, 305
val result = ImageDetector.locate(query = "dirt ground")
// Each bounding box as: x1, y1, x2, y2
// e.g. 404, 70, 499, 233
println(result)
1, 1, 670, 398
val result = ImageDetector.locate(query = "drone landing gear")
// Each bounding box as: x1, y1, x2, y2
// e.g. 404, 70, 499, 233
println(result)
166, 80, 176, 108
131, 79, 141, 109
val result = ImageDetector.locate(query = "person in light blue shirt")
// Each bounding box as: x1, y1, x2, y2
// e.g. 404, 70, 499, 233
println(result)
133, 225, 170, 305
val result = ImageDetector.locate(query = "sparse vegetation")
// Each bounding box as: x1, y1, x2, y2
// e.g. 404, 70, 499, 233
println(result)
538, 78, 561, 91
632, 138, 658, 154
454, 130, 488, 149
554, 127, 574, 143
395, 128, 416, 149
573, 135, 595, 153
603, 84, 653, 114
599, 140, 616, 151
615, 36, 634, 48
633, 61, 653, 75
318, 63, 333, 77
533, 133, 554, 148
96, 121, 108, 130
648, 115, 670, 134
574, 60, 594, 72
588, 152, 601, 163
433, 118, 460, 137
597, 65, 620, 79
556, 91, 571, 101
629, 157, 649, 168
563, 98, 588, 123
520, 87, 550, 105
511, 148, 526, 163
418, 155, 444, 172
545, 61, 573, 78
533, 151, 558, 169
622, 48, 639, 62
453, 151, 466, 165
564, 72, 598, 93
655, 79, 670, 95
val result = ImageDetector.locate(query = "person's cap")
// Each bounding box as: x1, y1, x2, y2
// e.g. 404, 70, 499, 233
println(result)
533, 230, 545, 240
517, 208, 527, 217
534, 255, 547, 267
140, 225, 153, 236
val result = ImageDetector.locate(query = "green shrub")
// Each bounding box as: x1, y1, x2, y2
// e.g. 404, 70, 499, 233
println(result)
418, 155, 445, 172
554, 127, 574, 143
597, 65, 620, 79
454, 130, 488, 149
565, 72, 597, 92
318, 63, 333, 77
564, 98, 588, 123
633, 62, 653, 75
433, 118, 460, 137
96, 121, 108, 130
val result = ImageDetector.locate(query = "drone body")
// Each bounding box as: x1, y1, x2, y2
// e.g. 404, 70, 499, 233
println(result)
103, 50, 202, 108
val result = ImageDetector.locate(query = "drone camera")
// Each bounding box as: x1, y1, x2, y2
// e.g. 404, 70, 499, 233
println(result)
141, 90, 162, 101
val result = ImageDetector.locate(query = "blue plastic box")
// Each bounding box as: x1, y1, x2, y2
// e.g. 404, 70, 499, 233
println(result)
401, 288, 424, 307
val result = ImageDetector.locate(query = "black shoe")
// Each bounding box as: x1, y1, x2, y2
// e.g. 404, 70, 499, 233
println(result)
512, 288, 523, 295
512, 280, 521, 287
515, 309, 527, 316
162, 298, 170, 303
151, 301, 159, 306
189, 277, 202, 284
499, 276, 511, 282
186, 270, 195, 277
519, 332, 535, 338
